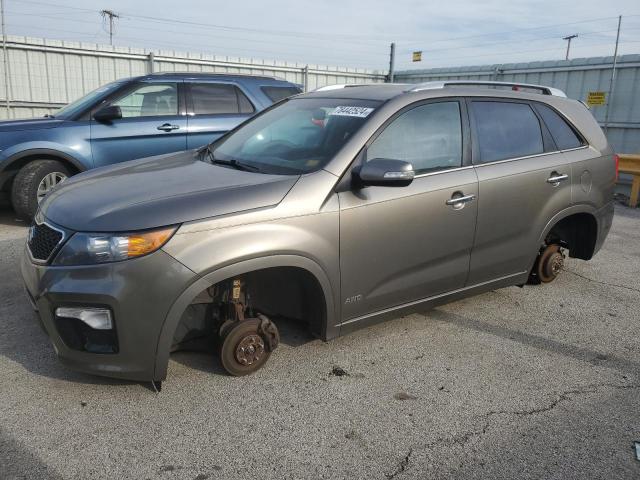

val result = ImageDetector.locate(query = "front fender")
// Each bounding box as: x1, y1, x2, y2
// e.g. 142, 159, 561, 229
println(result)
153, 254, 338, 381
0, 144, 90, 173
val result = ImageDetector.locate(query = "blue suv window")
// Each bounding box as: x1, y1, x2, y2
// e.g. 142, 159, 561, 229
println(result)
55, 81, 123, 119
112, 83, 178, 117
190, 83, 255, 115
261, 86, 301, 102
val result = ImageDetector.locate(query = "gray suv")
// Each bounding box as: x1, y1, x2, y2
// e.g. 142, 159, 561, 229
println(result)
21, 81, 615, 386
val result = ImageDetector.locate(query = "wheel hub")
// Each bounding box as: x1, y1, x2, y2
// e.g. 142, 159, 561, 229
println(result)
235, 334, 265, 366
37, 172, 67, 202
548, 252, 564, 277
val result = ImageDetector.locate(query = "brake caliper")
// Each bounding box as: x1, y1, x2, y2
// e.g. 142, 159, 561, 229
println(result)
258, 314, 280, 352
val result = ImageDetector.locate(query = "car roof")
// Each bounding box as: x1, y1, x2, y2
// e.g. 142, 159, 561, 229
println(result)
301, 81, 570, 104
303, 84, 410, 101
125, 72, 295, 84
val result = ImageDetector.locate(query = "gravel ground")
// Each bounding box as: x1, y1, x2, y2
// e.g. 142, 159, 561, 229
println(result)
1, 204, 639, 480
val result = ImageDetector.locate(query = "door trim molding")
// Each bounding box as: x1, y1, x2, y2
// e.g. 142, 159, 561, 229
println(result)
338, 270, 526, 328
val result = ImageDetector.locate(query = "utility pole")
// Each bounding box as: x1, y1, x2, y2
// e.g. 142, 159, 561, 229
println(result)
1, 0, 10, 117
388, 42, 395, 83
563, 34, 578, 60
604, 15, 622, 134
100, 9, 119, 46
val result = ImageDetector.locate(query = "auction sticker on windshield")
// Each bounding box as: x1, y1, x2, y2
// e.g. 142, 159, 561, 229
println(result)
330, 106, 374, 118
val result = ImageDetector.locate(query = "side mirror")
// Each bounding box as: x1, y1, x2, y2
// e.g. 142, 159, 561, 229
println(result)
93, 105, 122, 122
353, 158, 415, 188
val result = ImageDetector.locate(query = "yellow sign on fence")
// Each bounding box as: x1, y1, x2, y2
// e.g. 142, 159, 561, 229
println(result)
587, 91, 606, 106
412, 51, 422, 62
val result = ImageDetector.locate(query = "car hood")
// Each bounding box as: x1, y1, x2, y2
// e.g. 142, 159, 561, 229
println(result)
0, 117, 64, 132
41, 150, 300, 232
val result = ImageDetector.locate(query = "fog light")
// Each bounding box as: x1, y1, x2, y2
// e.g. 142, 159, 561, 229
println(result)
55, 307, 113, 330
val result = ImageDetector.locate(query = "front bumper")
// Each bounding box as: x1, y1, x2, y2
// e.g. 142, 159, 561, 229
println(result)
20, 246, 197, 381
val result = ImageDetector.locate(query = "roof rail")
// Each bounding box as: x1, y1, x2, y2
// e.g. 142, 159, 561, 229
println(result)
313, 83, 388, 92
408, 80, 567, 97
147, 71, 279, 80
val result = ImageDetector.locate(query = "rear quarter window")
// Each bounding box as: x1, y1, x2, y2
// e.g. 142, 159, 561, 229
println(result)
471, 101, 544, 163
534, 103, 584, 150
261, 86, 302, 103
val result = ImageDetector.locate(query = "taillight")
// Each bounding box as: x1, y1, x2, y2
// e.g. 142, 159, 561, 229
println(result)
614, 154, 619, 181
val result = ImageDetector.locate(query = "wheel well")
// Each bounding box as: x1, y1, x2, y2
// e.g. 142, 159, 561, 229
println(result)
1, 153, 81, 191
546, 213, 598, 260
242, 267, 326, 337
172, 266, 327, 348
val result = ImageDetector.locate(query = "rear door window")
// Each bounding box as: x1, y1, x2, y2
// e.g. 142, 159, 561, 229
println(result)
261, 86, 302, 102
534, 103, 584, 150
366, 101, 463, 175
471, 101, 544, 163
190, 83, 255, 115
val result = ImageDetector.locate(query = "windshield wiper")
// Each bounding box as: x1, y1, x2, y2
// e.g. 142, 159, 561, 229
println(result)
43, 113, 55, 118
201, 144, 261, 172
211, 157, 261, 172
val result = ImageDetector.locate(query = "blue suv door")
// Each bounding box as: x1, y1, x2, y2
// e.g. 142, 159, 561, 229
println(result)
90, 81, 187, 168
185, 82, 256, 150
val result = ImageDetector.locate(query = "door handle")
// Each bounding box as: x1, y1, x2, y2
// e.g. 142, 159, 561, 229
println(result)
446, 193, 476, 208
157, 123, 180, 132
546, 173, 569, 185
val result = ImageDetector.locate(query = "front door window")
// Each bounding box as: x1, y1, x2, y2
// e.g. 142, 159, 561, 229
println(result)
111, 83, 178, 118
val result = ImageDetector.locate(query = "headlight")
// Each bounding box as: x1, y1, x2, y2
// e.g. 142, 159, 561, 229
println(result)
53, 226, 177, 266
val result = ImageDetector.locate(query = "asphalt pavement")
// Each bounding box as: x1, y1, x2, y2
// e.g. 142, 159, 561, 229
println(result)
1, 204, 639, 479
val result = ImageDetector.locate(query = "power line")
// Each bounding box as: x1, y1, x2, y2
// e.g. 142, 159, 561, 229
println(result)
17, 0, 640, 47
6, 0, 640, 70
4, 11, 388, 58
14, 0, 394, 43
396, 38, 640, 67
396, 27, 636, 56
4, 9, 391, 53
11, 8, 638, 63
2, 22, 386, 69
398, 14, 640, 48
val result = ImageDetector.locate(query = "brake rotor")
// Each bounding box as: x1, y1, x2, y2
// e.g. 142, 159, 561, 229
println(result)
537, 244, 564, 283
235, 334, 266, 366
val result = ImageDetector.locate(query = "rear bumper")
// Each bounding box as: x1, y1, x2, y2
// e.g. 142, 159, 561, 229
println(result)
20, 246, 197, 381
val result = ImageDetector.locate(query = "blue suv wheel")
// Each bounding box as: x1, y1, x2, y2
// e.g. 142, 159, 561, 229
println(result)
11, 159, 70, 219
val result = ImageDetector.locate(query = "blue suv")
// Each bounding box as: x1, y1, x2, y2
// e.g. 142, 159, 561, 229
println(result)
0, 72, 301, 218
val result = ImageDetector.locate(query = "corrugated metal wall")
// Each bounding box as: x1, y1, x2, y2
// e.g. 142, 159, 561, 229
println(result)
396, 55, 640, 154
1, 36, 637, 155
0, 36, 386, 119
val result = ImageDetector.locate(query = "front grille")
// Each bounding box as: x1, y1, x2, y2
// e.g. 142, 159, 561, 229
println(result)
28, 222, 64, 262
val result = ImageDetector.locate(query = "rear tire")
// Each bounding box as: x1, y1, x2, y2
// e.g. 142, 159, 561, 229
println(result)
11, 160, 70, 220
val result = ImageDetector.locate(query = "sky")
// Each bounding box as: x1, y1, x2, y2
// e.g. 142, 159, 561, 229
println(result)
3, 0, 640, 72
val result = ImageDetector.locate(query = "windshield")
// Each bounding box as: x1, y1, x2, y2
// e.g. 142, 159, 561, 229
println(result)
54, 81, 124, 119
211, 98, 381, 174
